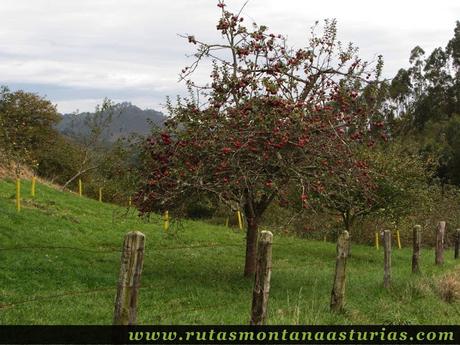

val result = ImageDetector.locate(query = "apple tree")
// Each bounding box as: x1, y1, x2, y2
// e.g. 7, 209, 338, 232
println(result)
135, 2, 383, 277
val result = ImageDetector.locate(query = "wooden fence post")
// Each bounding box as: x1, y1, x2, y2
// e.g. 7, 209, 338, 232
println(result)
78, 179, 82, 197
163, 211, 169, 231
330, 230, 350, 312
454, 229, 459, 260
250, 231, 273, 325
99, 188, 102, 202
412, 225, 421, 274
31, 176, 36, 197
396, 230, 402, 249
15, 178, 21, 212
435, 221, 445, 265
237, 211, 243, 231
113, 231, 145, 325
383, 230, 391, 289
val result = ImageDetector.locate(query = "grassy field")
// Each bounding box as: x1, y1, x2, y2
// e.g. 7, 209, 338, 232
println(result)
0, 178, 459, 325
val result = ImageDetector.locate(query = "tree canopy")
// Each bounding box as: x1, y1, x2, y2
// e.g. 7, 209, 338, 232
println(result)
0, 87, 60, 175
135, 2, 384, 276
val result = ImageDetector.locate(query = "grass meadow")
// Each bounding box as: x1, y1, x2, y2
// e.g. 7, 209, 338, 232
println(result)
0, 178, 459, 324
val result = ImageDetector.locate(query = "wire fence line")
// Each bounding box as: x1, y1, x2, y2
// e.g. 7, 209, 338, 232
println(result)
0, 240, 317, 254
0, 283, 248, 321
0, 242, 248, 313
0, 245, 122, 253
0, 232, 305, 321
0, 282, 169, 310
0, 242, 248, 254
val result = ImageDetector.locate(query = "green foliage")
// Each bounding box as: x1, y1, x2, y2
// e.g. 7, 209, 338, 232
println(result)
386, 22, 460, 187
364, 141, 432, 224
259, 139, 441, 241
184, 195, 218, 219
0, 90, 145, 207
442, 115, 460, 185
35, 135, 83, 185
447, 21, 460, 73
0, 87, 61, 175
83, 136, 143, 204
288, 141, 432, 233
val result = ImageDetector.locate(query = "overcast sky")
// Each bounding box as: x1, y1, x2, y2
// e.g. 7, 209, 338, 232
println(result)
1, 0, 459, 114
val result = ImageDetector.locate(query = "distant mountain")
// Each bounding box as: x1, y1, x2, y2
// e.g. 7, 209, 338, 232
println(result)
57, 102, 166, 142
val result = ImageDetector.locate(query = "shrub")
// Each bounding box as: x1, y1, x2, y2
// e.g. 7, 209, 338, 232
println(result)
438, 270, 460, 303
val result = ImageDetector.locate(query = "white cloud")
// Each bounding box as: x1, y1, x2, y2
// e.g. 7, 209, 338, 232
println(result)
1, 0, 459, 112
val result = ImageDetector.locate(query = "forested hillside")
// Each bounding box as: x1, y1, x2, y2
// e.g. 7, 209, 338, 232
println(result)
58, 102, 165, 142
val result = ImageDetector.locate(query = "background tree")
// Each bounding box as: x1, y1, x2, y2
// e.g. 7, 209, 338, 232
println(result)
386, 21, 460, 188
61, 98, 117, 190
307, 141, 432, 234
36, 135, 83, 184
0, 87, 60, 176
135, 2, 383, 277
86, 135, 143, 204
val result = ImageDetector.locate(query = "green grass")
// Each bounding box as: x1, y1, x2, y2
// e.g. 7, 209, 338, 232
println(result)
0, 178, 459, 325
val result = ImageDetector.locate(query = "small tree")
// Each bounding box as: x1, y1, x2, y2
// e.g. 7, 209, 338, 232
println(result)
61, 98, 116, 190
0, 87, 60, 176
135, 2, 383, 277
308, 141, 432, 234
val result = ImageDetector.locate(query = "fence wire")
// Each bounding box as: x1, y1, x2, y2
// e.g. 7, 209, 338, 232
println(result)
0, 240, 306, 317
0, 242, 245, 311
0, 283, 168, 310
0, 241, 305, 254
0, 242, 246, 254
0, 283, 248, 322
0, 245, 121, 253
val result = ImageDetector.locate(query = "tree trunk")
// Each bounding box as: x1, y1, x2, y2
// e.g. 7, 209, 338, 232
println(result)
242, 190, 274, 278
244, 217, 259, 278
342, 211, 353, 257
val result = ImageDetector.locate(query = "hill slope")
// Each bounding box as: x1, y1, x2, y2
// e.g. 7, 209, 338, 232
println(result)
57, 102, 165, 142
0, 178, 459, 324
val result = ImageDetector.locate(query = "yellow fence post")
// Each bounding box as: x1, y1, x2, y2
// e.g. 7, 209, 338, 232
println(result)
237, 210, 243, 230
78, 179, 82, 197
163, 211, 169, 231
375, 232, 379, 250
128, 196, 132, 207
225, 217, 229, 227
31, 176, 36, 197
396, 230, 402, 249
16, 178, 21, 212
99, 188, 102, 202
